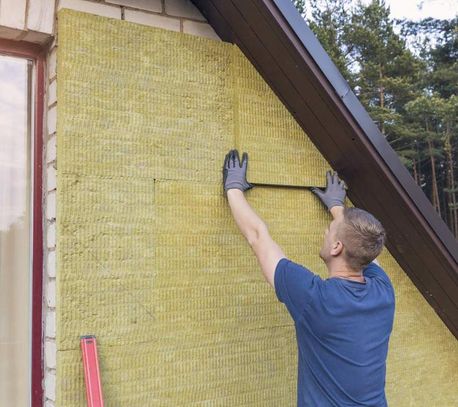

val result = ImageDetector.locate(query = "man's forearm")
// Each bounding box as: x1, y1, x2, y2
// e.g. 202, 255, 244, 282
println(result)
226, 189, 266, 245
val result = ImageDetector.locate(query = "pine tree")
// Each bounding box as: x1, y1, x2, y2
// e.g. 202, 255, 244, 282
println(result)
345, 0, 424, 139
305, 0, 356, 85
291, 1, 458, 234
440, 96, 458, 236
405, 96, 445, 216
398, 18, 457, 95
399, 17, 458, 231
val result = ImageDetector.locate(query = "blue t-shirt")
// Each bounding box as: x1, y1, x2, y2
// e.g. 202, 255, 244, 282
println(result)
274, 258, 395, 407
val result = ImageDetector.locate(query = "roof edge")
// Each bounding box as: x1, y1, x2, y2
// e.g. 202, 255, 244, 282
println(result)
269, 0, 458, 264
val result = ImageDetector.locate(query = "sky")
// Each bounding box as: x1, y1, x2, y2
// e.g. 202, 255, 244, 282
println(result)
360, 0, 458, 20
303, 0, 457, 25
301, 0, 457, 50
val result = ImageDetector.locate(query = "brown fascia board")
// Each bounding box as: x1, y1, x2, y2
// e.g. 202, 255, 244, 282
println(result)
192, 0, 458, 337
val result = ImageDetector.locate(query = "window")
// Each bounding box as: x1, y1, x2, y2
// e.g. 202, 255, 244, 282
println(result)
0, 53, 33, 406
0, 40, 44, 407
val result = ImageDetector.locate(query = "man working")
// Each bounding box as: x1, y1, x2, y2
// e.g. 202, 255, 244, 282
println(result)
223, 149, 395, 406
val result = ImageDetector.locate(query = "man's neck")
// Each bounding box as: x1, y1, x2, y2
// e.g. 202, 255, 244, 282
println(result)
332, 272, 365, 283
328, 264, 365, 282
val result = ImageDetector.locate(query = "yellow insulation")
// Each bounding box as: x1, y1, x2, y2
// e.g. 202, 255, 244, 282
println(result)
56, 9, 458, 406
232, 47, 330, 186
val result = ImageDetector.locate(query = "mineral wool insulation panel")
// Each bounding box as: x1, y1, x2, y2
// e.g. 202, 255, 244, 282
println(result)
56, 9, 458, 406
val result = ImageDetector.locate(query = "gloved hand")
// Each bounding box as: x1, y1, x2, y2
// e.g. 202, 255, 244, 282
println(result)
223, 149, 254, 193
310, 170, 347, 210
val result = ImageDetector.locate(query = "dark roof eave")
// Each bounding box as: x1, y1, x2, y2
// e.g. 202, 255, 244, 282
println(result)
192, 0, 458, 337
266, 0, 458, 261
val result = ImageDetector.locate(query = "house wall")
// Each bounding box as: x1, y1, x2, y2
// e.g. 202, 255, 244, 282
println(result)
0, 1, 457, 406
0, 0, 55, 43
1, 1, 221, 406
55, 8, 458, 407
46, 3, 218, 405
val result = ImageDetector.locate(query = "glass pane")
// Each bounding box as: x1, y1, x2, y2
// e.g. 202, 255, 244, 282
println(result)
0, 54, 33, 406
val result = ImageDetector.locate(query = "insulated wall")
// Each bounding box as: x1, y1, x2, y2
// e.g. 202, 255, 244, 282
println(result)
56, 9, 458, 406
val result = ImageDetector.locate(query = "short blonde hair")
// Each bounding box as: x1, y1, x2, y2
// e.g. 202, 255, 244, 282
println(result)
336, 207, 386, 271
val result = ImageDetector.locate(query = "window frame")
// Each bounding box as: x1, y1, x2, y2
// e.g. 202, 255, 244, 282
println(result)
0, 38, 46, 407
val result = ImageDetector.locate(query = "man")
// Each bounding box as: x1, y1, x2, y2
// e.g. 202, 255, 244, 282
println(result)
223, 149, 395, 407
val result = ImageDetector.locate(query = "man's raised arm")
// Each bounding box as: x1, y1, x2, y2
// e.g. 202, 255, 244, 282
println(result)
223, 150, 285, 288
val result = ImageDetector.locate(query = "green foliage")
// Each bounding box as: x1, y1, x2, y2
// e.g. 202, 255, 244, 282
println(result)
291, 0, 458, 235
306, 0, 356, 85
292, 0, 306, 16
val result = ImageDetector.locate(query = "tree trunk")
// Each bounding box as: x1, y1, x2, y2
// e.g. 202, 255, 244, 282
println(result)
412, 157, 419, 185
379, 65, 385, 135
415, 139, 423, 187
426, 120, 441, 216
444, 122, 458, 237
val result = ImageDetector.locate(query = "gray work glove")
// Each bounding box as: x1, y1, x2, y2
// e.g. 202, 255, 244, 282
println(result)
310, 170, 347, 210
223, 149, 254, 192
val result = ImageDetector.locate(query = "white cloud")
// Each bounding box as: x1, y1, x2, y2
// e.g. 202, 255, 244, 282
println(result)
360, 0, 458, 20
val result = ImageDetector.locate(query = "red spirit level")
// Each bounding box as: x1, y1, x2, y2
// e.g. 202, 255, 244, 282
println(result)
80, 335, 104, 407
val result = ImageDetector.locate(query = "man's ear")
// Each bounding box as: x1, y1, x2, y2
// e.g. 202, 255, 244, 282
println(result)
330, 240, 344, 256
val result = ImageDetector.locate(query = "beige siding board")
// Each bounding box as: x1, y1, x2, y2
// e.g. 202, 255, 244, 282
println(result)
46, 191, 56, 220
44, 372, 56, 401
124, 9, 180, 31
0, 0, 26, 29
47, 250, 56, 278
21, 30, 50, 44
165, 0, 205, 21
46, 135, 57, 163
47, 105, 57, 135
45, 309, 56, 338
45, 401, 55, 407
58, 0, 121, 19
47, 222, 56, 248
48, 48, 57, 79
106, 0, 162, 13
49, 34, 57, 49
0, 25, 23, 40
48, 79, 57, 106
183, 20, 219, 40
47, 165, 57, 191
27, 0, 56, 34
46, 280, 56, 308
45, 340, 56, 369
